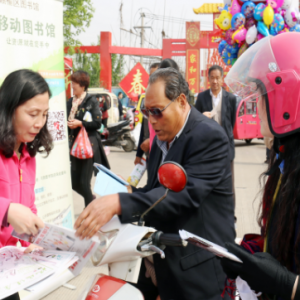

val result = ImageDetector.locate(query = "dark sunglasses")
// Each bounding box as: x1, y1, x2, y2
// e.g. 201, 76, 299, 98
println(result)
141, 97, 178, 119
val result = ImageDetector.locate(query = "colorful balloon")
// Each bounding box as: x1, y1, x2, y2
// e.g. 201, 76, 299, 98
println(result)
254, 3, 266, 21
267, 0, 284, 13
241, 2, 256, 19
226, 42, 240, 55
214, 10, 233, 30
269, 13, 285, 35
257, 21, 270, 36
289, 24, 300, 32
231, 13, 246, 30
257, 33, 265, 40
232, 26, 247, 43
222, 49, 237, 66
229, 0, 242, 16
218, 40, 227, 55
238, 43, 248, 58
278, 26, 290, 34
281, 0, 292, 10
225, 29, 236, 45
246, 25, 257, 44
284, 7, 299, 28
245, 17, 256, 29
263, 4, 275, 28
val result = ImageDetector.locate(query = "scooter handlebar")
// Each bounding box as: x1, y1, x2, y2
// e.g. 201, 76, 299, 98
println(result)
156, 233, 187, 247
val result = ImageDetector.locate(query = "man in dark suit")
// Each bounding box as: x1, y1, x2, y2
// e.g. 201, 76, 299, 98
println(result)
75, 68, 235, 300
195, 65, 236, 206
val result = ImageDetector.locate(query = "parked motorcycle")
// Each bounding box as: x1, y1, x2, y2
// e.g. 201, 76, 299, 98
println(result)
101, 120, 136, 152
77, 162, 188, 300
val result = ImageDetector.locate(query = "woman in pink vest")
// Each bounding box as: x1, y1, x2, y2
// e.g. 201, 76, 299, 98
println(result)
0, 69, 52, 300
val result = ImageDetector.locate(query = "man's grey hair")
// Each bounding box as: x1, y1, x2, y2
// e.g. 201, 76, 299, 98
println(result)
148, 67, 189, 101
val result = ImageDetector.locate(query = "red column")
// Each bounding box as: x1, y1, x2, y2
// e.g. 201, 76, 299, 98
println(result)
162, 39, 172, 60
100, 32, 112, 92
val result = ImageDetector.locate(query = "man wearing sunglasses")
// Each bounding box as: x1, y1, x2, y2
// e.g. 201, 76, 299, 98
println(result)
75, 68, 235, 300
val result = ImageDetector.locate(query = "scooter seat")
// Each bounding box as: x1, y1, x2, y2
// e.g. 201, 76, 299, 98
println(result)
108, 120, 129, 129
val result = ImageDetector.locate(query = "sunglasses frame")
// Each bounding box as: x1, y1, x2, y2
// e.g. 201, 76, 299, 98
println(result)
141, 96, 179, 119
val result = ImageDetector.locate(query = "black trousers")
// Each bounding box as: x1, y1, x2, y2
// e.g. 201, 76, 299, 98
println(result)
231, 160, 235, 208
130, 259, 158, 300
4, 293, 20, 300
102, 118, 108, 128
71, 157, 94, 207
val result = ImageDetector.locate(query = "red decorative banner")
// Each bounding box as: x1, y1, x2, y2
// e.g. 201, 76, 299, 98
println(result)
186, 22, 200, 94
186, 49, 200, 94
119, 62, 149, 97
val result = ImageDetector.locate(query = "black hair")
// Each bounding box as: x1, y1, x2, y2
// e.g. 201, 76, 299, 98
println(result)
0, 69, 53, 157
149, 62, 160, 71
208, 65, 224, 77
118, 92, 123, 96
159, 58, 179, 71
149, 67, 189, 100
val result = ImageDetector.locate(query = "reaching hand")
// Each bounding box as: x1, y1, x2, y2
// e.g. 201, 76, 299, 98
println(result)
74, 194, 122, 240
24, 244, 43, 254
7, 203, 44, 236
140, 138, 150, 153
203, 111, 212, 119
134, 156, 143, 165
221, 243, 297, 300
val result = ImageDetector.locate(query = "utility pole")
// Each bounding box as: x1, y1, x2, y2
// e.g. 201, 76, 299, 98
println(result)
134, 12, 151, 68
119, 2, 123, 46
140, 13, 145, 65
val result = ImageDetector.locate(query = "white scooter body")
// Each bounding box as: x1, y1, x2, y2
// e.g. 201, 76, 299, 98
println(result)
79, 162, 188, 300
95, 215, 156, 283
77, 216, 156, 300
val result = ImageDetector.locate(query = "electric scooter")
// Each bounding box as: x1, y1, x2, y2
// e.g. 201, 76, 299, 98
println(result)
101, 119, 136, 152
77, 162, 188, 300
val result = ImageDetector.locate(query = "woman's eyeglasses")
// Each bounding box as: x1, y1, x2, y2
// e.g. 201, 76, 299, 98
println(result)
141, 97, 178, 119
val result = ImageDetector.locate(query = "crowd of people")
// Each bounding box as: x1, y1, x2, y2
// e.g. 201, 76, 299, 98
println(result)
1, 32, 300, 300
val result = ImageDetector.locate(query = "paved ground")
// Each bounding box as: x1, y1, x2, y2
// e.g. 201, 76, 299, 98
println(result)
26, 139, 267, 299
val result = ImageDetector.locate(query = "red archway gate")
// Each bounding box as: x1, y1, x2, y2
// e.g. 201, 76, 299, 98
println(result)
64, 25, 223, 93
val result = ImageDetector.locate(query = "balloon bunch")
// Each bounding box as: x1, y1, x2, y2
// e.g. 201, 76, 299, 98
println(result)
215, 0, 300, 65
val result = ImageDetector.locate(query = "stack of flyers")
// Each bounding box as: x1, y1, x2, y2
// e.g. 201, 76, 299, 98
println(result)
12, 222, 100, 276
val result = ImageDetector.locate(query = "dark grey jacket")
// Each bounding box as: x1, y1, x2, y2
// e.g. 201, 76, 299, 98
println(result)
119, 107, 235, 300
195, 89, 236, 161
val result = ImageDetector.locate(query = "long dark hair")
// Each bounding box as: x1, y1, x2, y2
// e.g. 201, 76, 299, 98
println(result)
258, 130, 300, 271
0, 69, 53, 157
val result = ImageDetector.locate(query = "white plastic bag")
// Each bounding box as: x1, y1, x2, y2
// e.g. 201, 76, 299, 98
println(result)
236, 277, 261, 300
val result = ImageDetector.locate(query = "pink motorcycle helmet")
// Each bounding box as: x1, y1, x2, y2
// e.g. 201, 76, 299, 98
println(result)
225, 32, 300, 138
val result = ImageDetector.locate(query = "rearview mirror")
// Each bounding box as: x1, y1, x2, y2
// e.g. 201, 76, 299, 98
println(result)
138, 162, 187, 226
158, 162, 187, 192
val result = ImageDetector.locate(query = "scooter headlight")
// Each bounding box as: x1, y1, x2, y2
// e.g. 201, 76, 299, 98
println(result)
91, 230, 118, 266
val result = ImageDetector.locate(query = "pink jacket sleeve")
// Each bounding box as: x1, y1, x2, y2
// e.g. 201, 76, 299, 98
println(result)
20, 193, 37, 247
0, 197, 11, 227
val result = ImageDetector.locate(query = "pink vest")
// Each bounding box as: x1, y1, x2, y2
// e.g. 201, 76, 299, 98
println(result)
0, 146, 36, 248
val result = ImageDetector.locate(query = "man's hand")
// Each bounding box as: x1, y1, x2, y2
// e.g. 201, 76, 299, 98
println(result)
140, 138, 150, 153
74, 194, 122, 240
203, 112, 212, 119
24, 244, 43, 254
7, 203, 44, 236
134, 156, 143, 165
67, 119, 82, 129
